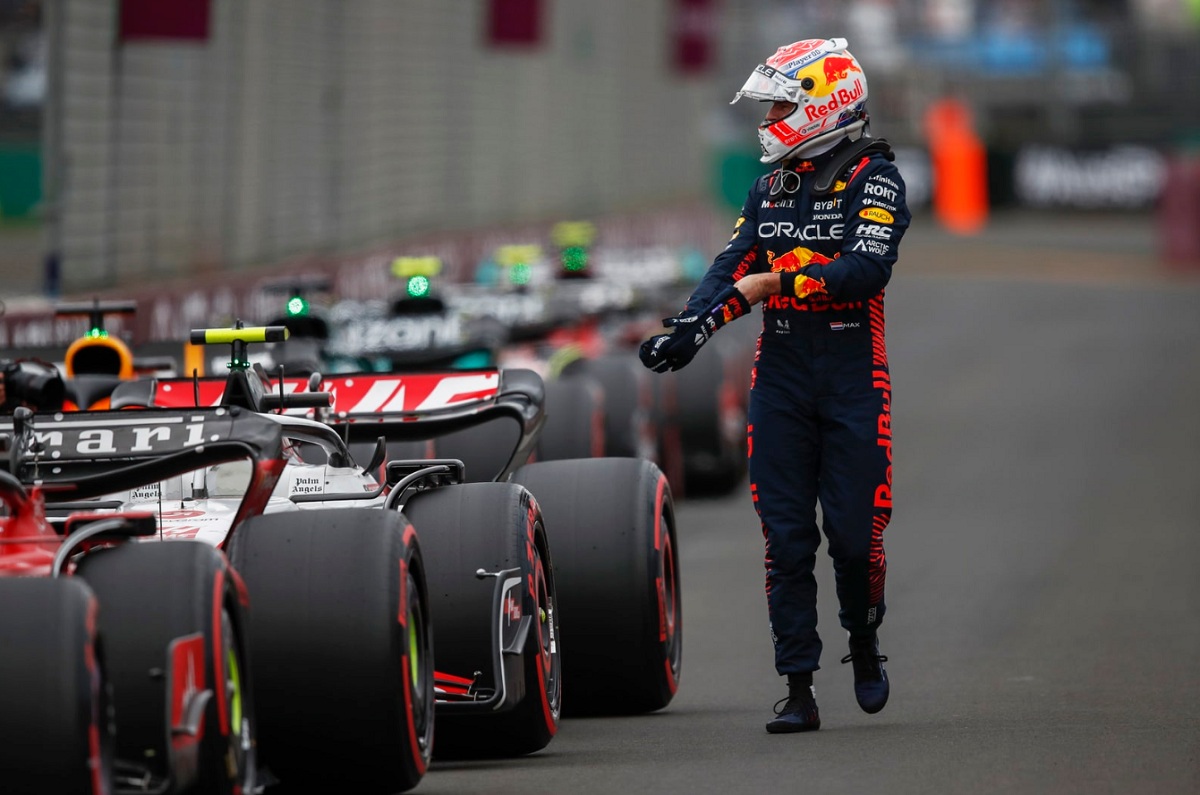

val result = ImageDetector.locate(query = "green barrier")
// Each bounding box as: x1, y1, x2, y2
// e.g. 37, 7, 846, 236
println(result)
714, 146, 767, 212
0, 143, 41, 219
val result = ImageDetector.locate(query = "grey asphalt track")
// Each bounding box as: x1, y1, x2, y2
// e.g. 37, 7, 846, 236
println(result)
415, 214, 1200, 795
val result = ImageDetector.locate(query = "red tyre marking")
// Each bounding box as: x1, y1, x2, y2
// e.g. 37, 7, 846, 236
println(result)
397, 559, 408, 626
528, 506, 558, 736
653, 473, 679, 695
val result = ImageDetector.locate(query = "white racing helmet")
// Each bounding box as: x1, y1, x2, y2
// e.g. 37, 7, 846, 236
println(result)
732, 38, 869, 163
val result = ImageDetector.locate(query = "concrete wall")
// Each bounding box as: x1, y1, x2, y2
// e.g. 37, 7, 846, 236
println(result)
47, 0, 718, 293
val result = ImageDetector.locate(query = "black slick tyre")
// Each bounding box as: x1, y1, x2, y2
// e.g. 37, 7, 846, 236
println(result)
75, 541, 254, 795
649, 372, 687, 497
433, 416, 523, 482
538, 374, 605, 461
511, 457, 681, 714
562, 355, 656, 460
226, 509, 433, 794
0, 577, 115, 795
670, 347, 747, 495
403, 482, 562, 758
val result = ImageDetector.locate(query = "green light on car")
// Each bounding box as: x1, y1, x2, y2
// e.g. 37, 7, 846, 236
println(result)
561, 246, 588, 272
508, 263, 532, 286
286, 296, 309, 317
407, 275, 431, 298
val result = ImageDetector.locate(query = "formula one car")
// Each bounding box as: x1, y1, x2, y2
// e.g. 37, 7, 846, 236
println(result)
255, 259, 507, 377
311, 367, 684, 731
54, 300, 180, 408
156, 331, 567, 756
0, 455, 122, 795
1, 326, 435, 794
157, 334, 683, 752
0, 407, 255, 795
466, 242, 749, 496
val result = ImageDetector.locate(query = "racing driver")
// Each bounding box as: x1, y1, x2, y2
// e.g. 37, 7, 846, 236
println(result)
640, 38, 910, 733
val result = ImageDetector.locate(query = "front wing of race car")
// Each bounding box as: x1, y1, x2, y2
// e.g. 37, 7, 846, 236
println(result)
432, 565, 530, 713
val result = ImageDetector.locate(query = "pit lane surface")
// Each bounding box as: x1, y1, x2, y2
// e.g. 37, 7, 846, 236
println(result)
406, 215, 1200, 795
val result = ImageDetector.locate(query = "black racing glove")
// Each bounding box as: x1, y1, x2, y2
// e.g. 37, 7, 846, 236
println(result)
639, 284, 750, 373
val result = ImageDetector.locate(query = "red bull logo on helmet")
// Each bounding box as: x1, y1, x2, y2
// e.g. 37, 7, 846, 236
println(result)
822, 56, 861, 83
804, 79, 864, 122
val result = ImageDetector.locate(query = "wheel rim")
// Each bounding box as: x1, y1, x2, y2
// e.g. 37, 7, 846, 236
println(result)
406, 571, 433, 755
220, 609, 253, 788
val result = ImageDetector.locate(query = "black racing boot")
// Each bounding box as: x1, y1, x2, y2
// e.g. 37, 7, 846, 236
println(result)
765, 673, 821, 734
842, 633, 889, 714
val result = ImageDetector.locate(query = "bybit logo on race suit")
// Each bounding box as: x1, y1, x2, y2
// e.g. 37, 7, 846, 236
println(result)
768, 247, 838, 272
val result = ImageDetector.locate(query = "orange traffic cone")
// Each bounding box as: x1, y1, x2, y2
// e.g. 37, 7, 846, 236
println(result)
925, 98, 989, 235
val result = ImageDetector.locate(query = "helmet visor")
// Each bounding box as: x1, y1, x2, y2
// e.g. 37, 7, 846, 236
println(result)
730, 65, 802, 105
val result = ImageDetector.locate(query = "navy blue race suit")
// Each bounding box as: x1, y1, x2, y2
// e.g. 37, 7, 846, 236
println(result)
685, 139, 910, 675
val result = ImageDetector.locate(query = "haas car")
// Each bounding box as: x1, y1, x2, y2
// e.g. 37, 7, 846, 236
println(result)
157, 325, 684, 756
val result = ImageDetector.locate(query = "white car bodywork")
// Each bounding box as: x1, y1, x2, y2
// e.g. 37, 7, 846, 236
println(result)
107, 412, 384, 547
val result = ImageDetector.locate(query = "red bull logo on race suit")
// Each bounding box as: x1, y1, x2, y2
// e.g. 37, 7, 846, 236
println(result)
768, 247, 838, 272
